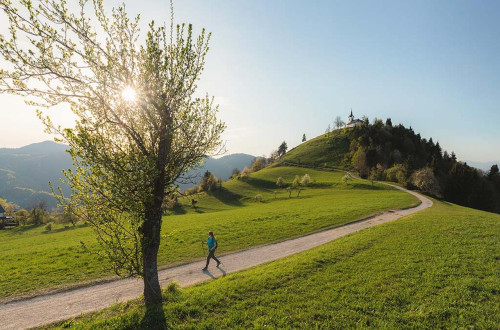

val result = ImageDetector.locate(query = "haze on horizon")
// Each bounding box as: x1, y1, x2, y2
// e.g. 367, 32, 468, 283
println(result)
1, 0, 499, 164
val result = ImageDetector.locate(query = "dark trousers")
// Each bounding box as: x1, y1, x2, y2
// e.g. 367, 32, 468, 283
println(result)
206, 249, 220, 267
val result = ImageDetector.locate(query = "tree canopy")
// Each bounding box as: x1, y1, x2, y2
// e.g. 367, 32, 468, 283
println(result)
0, 0, 225, 309
278, 141, 288, 158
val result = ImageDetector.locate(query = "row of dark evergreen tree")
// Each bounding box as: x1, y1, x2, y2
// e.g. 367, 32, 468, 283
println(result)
346, 118, 500, 213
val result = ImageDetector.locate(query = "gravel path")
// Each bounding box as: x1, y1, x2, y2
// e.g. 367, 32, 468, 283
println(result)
0, 183, 432, 330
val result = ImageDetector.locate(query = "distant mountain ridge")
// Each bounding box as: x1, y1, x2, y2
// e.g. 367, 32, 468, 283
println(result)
0, 141, 69, 155
0, 142, 72, 210
0, 141, 255, 209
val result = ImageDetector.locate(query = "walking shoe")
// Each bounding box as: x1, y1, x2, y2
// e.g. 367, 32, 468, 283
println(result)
202, 267, 207, 271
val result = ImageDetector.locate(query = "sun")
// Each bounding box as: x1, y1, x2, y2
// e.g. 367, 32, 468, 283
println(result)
121, 86, 136, 102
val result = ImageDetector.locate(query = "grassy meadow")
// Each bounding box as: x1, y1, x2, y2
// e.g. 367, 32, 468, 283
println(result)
283, 130, 350, 168
49, 200, 500, 329
0, 167, 419, 300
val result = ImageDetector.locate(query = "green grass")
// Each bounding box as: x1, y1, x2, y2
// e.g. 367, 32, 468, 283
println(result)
283, 130, 350, 168
50, 200, 500, 329
0, 167, 418, 300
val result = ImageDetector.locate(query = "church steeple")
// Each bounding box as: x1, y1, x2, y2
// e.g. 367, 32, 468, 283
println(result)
348, 108, 354, 124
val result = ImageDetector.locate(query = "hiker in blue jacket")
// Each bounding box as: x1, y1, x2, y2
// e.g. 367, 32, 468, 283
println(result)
202, 231, 221, 270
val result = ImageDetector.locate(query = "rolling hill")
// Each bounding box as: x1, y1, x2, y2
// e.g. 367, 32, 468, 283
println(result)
284, 123, 500, 213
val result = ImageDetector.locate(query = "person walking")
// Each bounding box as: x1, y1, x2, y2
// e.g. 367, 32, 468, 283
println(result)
202, 231, 220, 270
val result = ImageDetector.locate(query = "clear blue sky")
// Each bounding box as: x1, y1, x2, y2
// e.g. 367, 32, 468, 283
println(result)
1, 0, 499, 163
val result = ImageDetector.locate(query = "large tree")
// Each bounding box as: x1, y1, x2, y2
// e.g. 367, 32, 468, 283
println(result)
0, 0, 224, 310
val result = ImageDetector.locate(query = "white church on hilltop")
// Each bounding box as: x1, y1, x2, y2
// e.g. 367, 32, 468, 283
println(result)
346, 109, 363, 128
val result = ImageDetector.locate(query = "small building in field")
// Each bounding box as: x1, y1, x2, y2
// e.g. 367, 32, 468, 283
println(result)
346, 109, 363, 128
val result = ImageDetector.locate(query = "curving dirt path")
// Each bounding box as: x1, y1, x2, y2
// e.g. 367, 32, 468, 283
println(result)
0, 183, 432, 330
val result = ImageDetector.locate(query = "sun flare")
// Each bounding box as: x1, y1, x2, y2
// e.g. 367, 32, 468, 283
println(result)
121, 86, 136, 102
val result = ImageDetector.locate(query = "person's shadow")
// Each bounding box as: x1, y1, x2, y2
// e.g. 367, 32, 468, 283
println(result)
202, 266, 227, 278
218, 266, 227, 277
202, 268, 216, 279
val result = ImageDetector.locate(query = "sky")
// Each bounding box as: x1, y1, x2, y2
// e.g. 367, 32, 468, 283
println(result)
1, 0, 499, 163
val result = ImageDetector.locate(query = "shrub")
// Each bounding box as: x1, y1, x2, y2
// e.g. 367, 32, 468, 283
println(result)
396, 169, 408, 185
369, 168, 378, 185
62, 204, 79, 226
29, 201, 49, 225
251, 158, 266, 172
240, 166, 251, 178
231, 168, 240, 179
411, 167, 441, 196
15, 209, 29, 226
198, 171, 218, 192
292, 175, 300, 188
276, 177, 284, 188
386, 164, 406, 183
300, 174, 310, 186
342, 174, 351, 185
255, 194, 262, 202
45, 223, 52, 231
267, 150, 280, 164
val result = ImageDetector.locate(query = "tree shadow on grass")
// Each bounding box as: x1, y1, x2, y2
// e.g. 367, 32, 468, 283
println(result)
244, 176, 334, 190
209, 187, 243, 207
239, 176, 276, 190
41, 225, 81, 234
308, 182, 335, 188
351, 183, 387, 190
140, 303, 167, 330
7, 223, 44, 234
170, 205, 187, 215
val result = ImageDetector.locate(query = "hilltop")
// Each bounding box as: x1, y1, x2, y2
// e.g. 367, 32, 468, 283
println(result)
283, 120, 500, 213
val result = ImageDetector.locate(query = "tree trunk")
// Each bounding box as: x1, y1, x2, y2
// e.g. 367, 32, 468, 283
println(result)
142, 219, 162, 305
142, 181, 165, 305
141, 116, 172, 306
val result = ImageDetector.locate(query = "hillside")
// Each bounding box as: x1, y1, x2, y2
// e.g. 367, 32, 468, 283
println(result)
283, 121, 500, 213
0, 166, 418, 301
50, 200, 500, 329
0, 142, 72, 210
0, 141, 255, 209
283, 129, 350, 168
